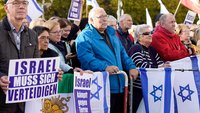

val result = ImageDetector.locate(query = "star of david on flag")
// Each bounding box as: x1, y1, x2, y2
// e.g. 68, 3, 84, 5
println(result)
91, 76, 102, 100
150, 85, 163, 102
171, 56, 200, 113
139, 56, 200, 113
90, 72, 110, 113
177, 84, 194, 102
140, 68, 174, 113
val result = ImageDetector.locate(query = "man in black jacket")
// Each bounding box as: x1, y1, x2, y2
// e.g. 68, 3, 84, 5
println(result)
0, 0, 40, 112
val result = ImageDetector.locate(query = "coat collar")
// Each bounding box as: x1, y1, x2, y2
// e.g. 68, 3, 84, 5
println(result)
2, 16, 28, 32
156, 26, 177, 38
86, 24, 116, 39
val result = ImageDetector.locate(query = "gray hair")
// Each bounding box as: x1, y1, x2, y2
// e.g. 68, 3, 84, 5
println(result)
107, 15, 117, 22
159, 13, 174, 25
119, 14, 132, 23
88, 7, 105, 24
135, 24, 151, 41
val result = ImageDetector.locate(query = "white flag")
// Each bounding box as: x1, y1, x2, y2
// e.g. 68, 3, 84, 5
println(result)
146, 8, 153, 29
27, 0, 43, 21
158, 0, 169, 14
86, 0, 99, 8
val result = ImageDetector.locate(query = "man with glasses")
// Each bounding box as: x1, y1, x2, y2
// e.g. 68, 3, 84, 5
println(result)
0, 0, 40, 112
76, 7, 139, 113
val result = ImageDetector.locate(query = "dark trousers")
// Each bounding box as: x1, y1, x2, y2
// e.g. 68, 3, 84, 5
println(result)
110, 93, 124, 113
0, 103, 24, 113
0, 90, 24, 113
132, 87, 143, 113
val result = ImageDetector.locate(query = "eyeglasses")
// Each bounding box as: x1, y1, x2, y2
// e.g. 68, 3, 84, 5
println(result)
39, 36, 49, 40
50, 30, 63, 35
141, 31, 153, 36
7, 1, 29, 7
62, 28, 71, 32
95, 15, 108, 19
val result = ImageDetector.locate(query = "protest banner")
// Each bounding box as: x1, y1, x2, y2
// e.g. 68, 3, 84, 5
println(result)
6, 57, 60, 103
25, 71, 110, 113
25, 73, 75, 113
73, 72, 93, 113
184, 10, 196, 25
67, 0, 83, 21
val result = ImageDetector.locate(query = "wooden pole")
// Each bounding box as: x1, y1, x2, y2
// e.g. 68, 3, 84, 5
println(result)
86, 4, 88, 17
174, 0, 183, 17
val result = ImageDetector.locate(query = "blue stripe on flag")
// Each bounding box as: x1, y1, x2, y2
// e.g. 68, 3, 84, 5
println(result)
140, 68, 149, 113
26, 15, 32, 22
190, 56, 200, 105
31, 0, 43, 13
164, 68, 172, 113
102, 71, 109, 113
173, 89, 178, 113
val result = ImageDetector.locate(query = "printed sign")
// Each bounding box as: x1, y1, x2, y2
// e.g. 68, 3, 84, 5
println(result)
6, 57, 60, 103
67, 0, 83, 21
73, 72, 92, 113
184, 10, 196, 25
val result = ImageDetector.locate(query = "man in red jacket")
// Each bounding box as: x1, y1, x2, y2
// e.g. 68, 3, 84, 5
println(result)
151, 13, 191, 61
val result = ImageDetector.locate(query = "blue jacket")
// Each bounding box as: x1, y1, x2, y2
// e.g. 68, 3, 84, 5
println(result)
76, 24, 136, 93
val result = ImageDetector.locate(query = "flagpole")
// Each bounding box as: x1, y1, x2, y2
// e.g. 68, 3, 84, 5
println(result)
86, 0, 88, 18
42, 0, 45, 19
174, 0, 183, 17
86, 5, 88, 17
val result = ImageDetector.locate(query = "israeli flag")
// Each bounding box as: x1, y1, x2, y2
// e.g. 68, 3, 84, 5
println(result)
171, 56, 200, 113
140, 68, 175, 113
86, 0, 99, 7
90, 72, 110, 113
27, 0, 43, 21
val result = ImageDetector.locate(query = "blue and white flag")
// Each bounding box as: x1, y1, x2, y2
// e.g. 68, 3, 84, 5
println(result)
86, 0, 99, 8
27, 0, 43, 21
140, 68, 175, 113
90, 72, 110, 113
171, 55, 200, 113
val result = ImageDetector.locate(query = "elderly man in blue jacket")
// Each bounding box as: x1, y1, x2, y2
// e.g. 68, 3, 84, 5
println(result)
76, 7, 139, 113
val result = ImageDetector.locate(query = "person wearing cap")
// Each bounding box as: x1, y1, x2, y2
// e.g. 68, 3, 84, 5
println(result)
0, 0, 40, 112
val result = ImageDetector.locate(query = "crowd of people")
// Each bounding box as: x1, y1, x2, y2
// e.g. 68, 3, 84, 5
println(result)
0, 0, 200, 113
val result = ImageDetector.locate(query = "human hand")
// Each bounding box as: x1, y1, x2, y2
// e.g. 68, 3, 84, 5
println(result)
65, 53, 76, 60
159, 61, 171, 68
74, 67, 93, 75
129, 69, 139, 80
106, 66, 119, 75
0, 76, 10, 94
57, 68, 63, 81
